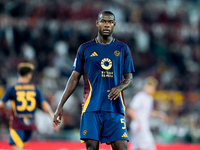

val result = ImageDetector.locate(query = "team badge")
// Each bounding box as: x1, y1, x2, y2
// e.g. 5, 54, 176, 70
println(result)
114, 50, 120, 56
83, 130, 87, 135
101, 58, 112, 70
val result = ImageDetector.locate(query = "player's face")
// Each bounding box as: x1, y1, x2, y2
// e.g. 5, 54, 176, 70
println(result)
145, 84, 157, 95
96, 14, 116, 37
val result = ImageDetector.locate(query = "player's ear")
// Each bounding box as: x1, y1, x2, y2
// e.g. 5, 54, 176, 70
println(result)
113, 21, 116, 27
96, 20, 99, 27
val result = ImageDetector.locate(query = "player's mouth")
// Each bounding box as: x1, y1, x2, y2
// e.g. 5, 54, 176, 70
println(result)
103, 29, 110, 33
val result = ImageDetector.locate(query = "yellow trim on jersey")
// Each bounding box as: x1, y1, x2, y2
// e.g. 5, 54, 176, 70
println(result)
81, 80, 92, 114
10, 128, 24, 148
95, 38, 98, 43
11, 100, 17, 116
113, 38, 115, 42
120, 92, 125, 112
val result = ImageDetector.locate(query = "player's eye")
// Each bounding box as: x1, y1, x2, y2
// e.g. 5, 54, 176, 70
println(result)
108, 21, 113, 24
100, 20, 106, 23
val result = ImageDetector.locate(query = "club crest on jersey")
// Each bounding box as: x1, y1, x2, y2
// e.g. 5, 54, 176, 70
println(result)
83, 130, 87, 135
114, 50, 120, 56
101, 58, 112, 70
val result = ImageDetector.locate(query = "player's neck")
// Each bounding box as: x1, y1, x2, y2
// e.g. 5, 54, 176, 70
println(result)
97, 35, 113, 45
18, 77, 30, 84
144, 90, 154, 96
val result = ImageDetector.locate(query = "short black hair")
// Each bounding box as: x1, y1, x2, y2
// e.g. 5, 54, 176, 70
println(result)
17, 63, 35, 76
98, 10, 115, 21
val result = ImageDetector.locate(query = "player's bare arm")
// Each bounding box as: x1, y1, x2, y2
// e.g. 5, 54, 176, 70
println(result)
53, 71, 81, 126
108, 73, 132, 100
0, 101, 5, 109
41, 101, 59, 131
127, 107, 136, 120
41, 101, 55, 120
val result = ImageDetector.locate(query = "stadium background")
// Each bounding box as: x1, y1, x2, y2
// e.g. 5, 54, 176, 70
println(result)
0, 0, 200, 149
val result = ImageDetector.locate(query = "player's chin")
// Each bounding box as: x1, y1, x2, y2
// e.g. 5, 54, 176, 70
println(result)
101, 33, 111, 38
101, 31, 111, 36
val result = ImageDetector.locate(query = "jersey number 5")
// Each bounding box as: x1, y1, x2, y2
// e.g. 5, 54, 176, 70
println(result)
16, 91, 36, 112
121, 118, 126, 129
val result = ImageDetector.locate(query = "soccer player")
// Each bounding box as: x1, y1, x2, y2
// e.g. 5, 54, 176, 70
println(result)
53, 10, 135, 150
0, 63, 57, 150
127, 77, 167, 150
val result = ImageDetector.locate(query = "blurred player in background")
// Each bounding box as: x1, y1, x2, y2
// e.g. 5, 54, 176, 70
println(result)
53, 10, 135, 150
0, 62, 57, 150
127, 77, 167, 150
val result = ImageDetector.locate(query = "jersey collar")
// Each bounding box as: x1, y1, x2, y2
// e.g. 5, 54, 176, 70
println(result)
95, 38, 115, 45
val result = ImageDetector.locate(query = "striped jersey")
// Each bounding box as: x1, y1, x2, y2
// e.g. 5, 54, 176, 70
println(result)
73, 38, 135, 115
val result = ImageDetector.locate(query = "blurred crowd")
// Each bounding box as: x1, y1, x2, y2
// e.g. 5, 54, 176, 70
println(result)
0, 0, 200, 143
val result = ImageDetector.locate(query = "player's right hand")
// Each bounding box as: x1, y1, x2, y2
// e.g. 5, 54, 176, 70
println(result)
53, 107, 63, 126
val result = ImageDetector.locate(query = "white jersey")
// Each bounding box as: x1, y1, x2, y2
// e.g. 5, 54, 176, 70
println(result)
129, 91, 155, 150
129, 91, 153, 131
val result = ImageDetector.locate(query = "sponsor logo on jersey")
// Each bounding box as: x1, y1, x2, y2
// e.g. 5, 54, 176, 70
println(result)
101, 58, 112, 70
102, 71, 113, 77
114, 50, 120, 56
90, 52, 98, 57
121, 132, 128, 137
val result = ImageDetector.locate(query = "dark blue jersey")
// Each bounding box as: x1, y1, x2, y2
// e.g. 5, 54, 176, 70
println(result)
2, 83, 45, 130
73, 38, 135, 115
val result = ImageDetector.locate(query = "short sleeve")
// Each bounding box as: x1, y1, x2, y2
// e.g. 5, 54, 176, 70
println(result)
1, 87, 13, 103
72, 45, 84, 74
124, 45, 135, 74
35, 87, 45, 103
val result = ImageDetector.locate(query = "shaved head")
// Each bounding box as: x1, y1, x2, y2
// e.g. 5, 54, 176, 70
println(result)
97, 10, 115, 21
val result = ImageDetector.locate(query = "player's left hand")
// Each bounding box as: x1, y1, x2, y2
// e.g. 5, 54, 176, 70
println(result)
107, 87, 121, 100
